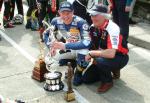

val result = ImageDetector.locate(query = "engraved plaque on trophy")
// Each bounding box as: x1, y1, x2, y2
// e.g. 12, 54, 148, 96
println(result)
65, 62, 75, 102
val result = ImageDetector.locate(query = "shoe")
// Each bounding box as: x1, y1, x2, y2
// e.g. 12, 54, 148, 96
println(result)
97, 82, 113, 93
129, 18, 137, 25
4, 22, 15, 28
112, 69, 120, 79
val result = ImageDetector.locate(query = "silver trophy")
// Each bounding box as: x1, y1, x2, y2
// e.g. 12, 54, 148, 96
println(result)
44, 71, 64, 92
42, 20, 64, 92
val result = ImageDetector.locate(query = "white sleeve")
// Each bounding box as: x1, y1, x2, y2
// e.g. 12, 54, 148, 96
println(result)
106, 20, 120, 49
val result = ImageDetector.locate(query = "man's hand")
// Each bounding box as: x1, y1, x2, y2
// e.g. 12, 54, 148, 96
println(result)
51, 41, 65, 50
125, 6, 131, 12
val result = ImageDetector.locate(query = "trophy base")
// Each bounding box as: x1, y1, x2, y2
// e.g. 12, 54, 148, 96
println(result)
32, 68, 46, 82
65, 91, 75, 102
32, 59, 48, 82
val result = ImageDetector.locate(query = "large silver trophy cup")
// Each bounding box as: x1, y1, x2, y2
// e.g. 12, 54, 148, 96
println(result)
42, 20, 64, 92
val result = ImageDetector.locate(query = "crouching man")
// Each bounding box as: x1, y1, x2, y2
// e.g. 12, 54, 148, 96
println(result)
43, 1, 91, 84
79, 4, 129, 93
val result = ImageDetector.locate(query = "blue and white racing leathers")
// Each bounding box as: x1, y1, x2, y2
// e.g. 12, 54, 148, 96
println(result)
44, 15, 91, 68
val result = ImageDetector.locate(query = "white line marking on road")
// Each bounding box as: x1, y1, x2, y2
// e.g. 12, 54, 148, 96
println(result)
0, 30, 36, 64
0, 30, 90, 103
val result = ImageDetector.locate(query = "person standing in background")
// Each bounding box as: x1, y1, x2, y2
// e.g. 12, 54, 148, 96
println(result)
25, 0, 37, 29
15, 0, 23, 16
72, 0, 102, 25
38, 0, 64, 42
3, 0, 15, 28
107, 0, 133, 44
72, 0, 92, 25
10, 0, 24, 20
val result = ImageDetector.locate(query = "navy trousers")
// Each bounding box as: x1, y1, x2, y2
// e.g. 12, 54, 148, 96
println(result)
82, 54, 129, 84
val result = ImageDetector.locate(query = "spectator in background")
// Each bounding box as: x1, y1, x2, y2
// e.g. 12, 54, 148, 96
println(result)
10, 0, 24, 20
72, 0, 92, 25
107, 0, 133, 44
25, 0, 37, 29
3, 0, 15, 28
72, 0, 102, 25
38, 0, 62, 42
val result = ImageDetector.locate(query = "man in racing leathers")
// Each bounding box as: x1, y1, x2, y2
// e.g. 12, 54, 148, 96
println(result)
43, 1, 91, 85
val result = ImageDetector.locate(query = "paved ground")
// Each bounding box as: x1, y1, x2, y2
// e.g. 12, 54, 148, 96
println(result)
0, 1, 150, 103
129, 23, 150, 50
